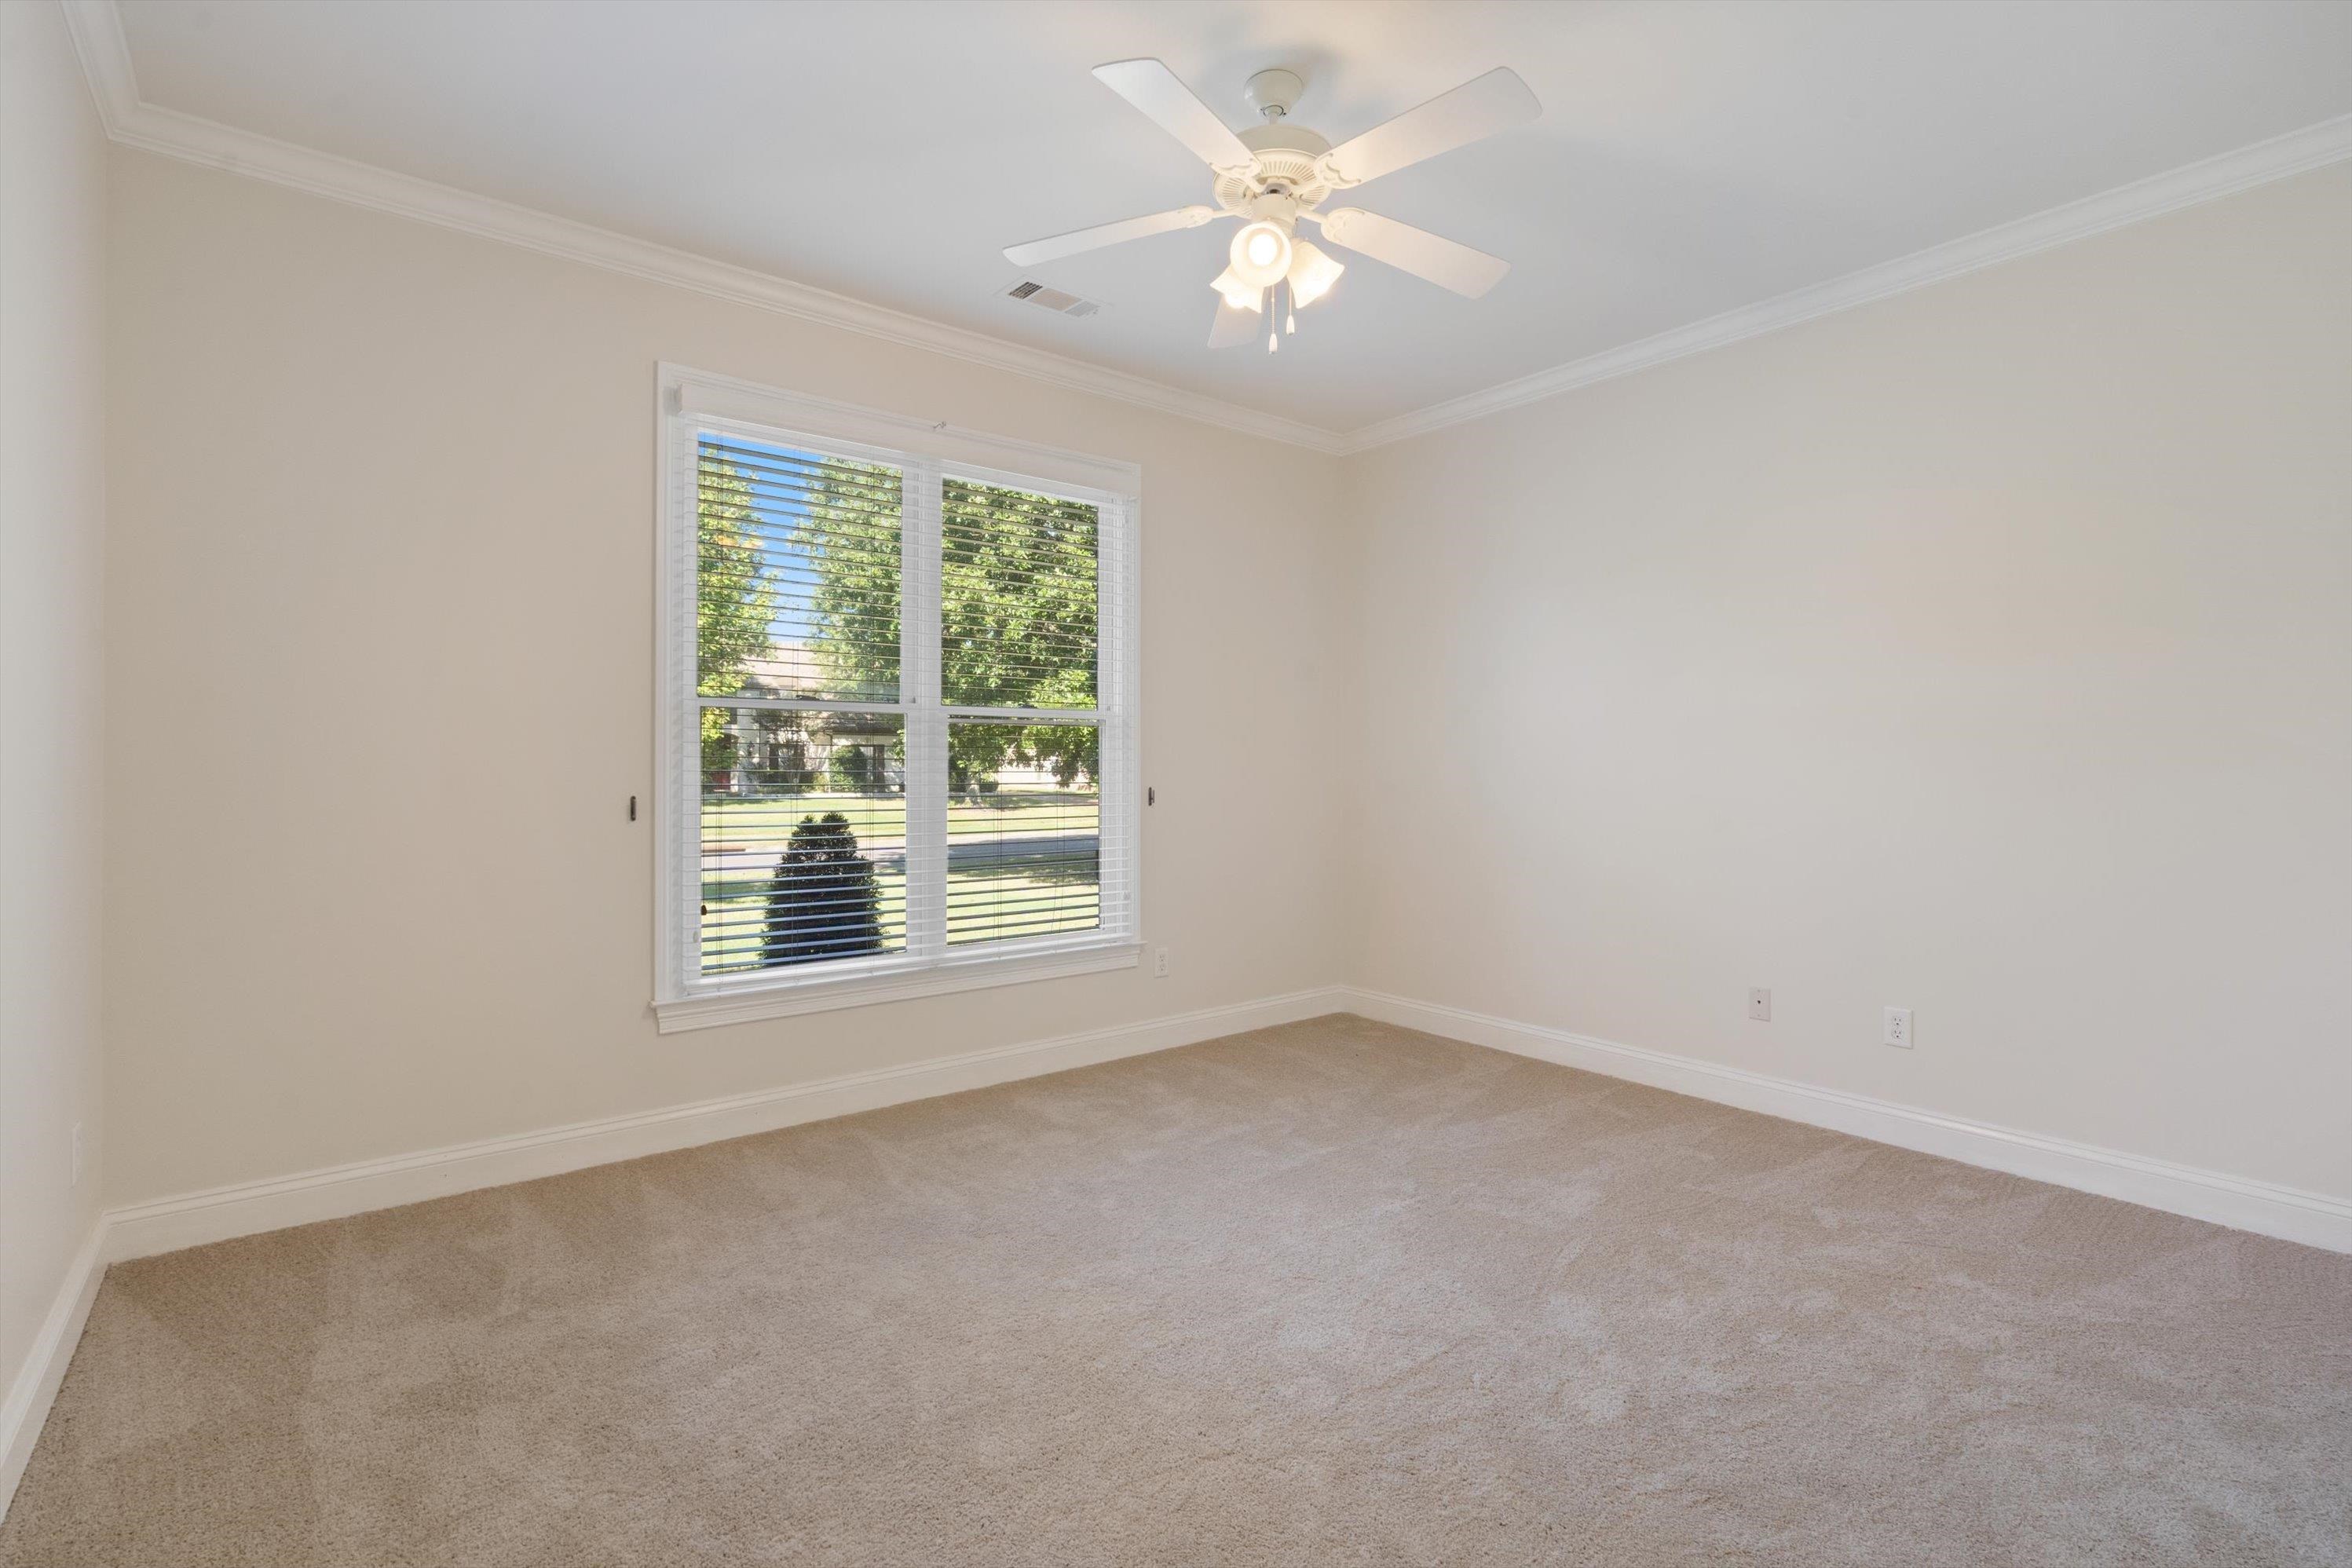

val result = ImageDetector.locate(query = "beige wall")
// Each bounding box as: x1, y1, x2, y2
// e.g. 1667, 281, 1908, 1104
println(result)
1, 0, 108, 1462
1344, 163, 2352, 1204
103, 151, 1352, 1205
96, 133, 2352, 1216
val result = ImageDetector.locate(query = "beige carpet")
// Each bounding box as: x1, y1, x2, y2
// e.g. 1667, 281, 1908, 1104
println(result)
4, 1016, 2348, 1566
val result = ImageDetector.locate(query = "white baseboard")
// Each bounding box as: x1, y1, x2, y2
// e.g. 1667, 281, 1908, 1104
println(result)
104, 986, 1351, 1263
0, 1222, 106, 1524
1344, 987, 2352, 1255
97, 982, 2352, 1263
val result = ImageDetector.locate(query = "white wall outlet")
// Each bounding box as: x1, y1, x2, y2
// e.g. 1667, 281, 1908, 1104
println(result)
71, 1121, 85, 1188
1747, 987, 1772, 1022
1884, 1007, 1913, 1048
1154, 946, 1170, 978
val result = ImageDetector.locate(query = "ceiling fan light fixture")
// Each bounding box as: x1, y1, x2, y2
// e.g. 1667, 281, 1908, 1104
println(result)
1286, 240, 1344, 308
1209, 267, 1263, 312
1228, 220, 1293, 288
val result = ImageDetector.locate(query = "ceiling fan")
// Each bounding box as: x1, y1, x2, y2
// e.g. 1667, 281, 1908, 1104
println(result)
1004, 59, 1540, 353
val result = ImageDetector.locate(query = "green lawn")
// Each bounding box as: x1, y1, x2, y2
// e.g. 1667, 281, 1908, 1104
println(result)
700, 865, 1100, 973
700, 789, 1091, 849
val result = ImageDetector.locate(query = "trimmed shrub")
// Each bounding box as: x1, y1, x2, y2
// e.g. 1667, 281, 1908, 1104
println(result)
763, 812, 882, 964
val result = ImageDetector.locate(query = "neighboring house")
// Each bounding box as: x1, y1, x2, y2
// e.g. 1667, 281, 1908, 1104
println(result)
707, 648, 905, 795
711, 649, 1094, 799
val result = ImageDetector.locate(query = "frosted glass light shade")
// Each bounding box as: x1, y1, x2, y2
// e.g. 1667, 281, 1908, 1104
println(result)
1228, 221, 1293, 288
1286, 240, 1344, 307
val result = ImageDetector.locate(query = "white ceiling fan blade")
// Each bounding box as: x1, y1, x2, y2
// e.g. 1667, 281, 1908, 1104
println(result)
1092, 58, 1256, 170
1207, 292, 1263, 349
1319, 68, 1540, 188
1004, 207, 1220, 268
1315, 208, 1510, 298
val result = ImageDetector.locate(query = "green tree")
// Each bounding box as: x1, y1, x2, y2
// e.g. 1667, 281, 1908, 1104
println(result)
799, 458, 902, 702
799, 474, 1098, 790
939, 478, 1099, 787
763, 813, 883, 964
696, 450, 777, 773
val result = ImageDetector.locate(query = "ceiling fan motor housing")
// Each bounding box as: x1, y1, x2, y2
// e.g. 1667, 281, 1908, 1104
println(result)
1219, 120, 1335, 214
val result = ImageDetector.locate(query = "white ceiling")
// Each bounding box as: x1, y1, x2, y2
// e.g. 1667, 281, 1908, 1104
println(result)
115, 0, 2352, 433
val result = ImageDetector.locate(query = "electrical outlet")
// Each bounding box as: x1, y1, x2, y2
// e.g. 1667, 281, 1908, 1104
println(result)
1154, 947, 1170, 978
1747, 987, 1772, 1022
1884, 1007, 1913, 1048
71, 1122, 85, 1188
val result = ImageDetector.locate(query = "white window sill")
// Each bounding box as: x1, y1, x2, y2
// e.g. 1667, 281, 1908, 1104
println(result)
654, 940, 1143, 1034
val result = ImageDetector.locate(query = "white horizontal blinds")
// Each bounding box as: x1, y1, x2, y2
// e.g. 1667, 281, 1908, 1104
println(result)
1093, 496, 1138, 940
695, 434, 900, 703
938, 477, 1104, 948
695, 431, 909, 977
940, 477, 1099, 711
699, 711, 907, 972
946, 722, 1101, 945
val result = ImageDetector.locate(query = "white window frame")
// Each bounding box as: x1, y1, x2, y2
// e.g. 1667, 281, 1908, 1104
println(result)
653, 364, 1142, 1033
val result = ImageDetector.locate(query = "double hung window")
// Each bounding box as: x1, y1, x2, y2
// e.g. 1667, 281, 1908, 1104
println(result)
655, 367, 1139, 1029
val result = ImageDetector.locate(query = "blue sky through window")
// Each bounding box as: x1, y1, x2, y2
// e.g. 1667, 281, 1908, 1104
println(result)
719, 432, 823, 645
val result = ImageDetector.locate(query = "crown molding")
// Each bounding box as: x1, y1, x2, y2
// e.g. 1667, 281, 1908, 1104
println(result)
59, 0, 137, 136
1338, 109, 2352, 452
57, 1, 1352, 457
63, 0, 2352, 459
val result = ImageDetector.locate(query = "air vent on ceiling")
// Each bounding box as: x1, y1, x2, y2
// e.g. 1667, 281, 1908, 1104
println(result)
1004, 280, 1101, 319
